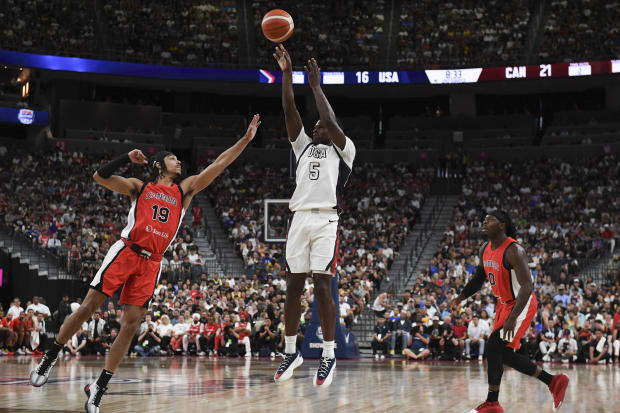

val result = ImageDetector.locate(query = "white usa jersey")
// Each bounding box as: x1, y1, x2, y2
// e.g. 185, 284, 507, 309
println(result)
289, 127, 355, 211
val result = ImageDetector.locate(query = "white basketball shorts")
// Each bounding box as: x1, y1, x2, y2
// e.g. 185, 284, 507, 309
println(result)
285, 209, 339, 275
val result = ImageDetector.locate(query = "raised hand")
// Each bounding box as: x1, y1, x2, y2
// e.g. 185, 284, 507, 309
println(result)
273, 44, 292, 72
304, 58, 321, 89
128, 149, 148, 164
244, 114, 261, 141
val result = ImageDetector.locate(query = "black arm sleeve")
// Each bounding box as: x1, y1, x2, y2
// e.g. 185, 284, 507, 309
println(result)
460, 266, 486, 299
96, 154, 130, 179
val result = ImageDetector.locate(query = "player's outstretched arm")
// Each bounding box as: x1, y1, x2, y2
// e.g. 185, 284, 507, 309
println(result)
93, 149, 146, 198
273, 44, 302, 141
180, 114, 261, 198
305, 58, 347, 150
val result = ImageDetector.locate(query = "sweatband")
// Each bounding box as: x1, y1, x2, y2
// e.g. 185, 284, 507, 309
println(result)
96, 153, 130, 179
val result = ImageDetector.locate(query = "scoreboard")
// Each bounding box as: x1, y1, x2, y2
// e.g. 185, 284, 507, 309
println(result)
259, 60, 620, 84
0, 49, 618, 85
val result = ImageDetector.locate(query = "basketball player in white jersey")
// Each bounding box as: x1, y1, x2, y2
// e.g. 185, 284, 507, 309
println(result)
272, 45, 355, 387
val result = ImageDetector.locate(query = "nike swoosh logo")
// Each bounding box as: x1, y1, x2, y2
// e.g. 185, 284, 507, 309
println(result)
329, 219, 338, 223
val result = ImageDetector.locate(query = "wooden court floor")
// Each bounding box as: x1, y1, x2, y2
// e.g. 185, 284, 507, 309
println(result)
0, 356, 617, 413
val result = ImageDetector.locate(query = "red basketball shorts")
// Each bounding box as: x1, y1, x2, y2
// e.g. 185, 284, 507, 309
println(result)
90, 240, 162, 307
492, 293, 538, 350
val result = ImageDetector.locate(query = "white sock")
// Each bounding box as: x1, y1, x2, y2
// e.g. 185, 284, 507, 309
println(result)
285, 336, 297, 354
322, 340, 335, 359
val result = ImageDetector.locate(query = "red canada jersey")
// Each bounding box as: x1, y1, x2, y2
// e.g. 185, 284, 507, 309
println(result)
189, 322, 202, 335
235, 321, 250, 340
204, 323, 218, 336
121, 182, 185, 255
23, 319, 34, 331
482, 237, 533, 304
9, 318, 21, 331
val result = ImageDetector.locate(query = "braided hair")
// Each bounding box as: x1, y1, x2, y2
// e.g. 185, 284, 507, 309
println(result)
488, 210, 517, 238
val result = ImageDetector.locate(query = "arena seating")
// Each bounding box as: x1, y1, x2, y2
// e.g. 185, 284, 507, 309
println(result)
539, 0, 620, 62
384, 114, 535, 150
0, 0, 96, 56
542, 110, 620, 146
102, 0, 239, 64
396, 0, 531, 68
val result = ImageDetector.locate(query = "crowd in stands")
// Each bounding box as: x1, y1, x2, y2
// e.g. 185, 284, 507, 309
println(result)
102, 0, 239, 65
207, 161, 432, 327
252, 0, 384, 69
0, 150, 209, 283
3, 0, 620, 70
371, 154, 619, 364
0, 0, 96, 57
539, 0, 620, 62
397, 0, 530, 68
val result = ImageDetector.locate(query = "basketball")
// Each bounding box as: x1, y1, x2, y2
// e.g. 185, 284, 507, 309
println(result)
261, 9, 294, 43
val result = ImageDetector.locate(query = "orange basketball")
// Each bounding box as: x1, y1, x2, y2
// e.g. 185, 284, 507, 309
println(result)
261, 9, 294, 43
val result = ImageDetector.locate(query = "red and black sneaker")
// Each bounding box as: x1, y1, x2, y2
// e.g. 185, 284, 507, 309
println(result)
467, 401, 505, 413
548, 374, 569, 411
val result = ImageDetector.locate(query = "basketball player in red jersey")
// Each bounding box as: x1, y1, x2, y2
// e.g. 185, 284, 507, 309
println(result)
451, 211, 569, 413
30, 115, 261, 412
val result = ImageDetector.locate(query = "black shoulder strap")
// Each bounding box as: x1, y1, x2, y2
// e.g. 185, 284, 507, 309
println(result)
479, 241, 489, 260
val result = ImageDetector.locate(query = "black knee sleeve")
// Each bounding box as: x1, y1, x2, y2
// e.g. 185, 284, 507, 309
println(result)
487, 330, 507, 386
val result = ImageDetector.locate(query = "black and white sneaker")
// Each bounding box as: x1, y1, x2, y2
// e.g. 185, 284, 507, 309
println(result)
84, 382, 107, 413
273, 352, 303, 382
313, 357, 336, 387
29, 352, 59, 387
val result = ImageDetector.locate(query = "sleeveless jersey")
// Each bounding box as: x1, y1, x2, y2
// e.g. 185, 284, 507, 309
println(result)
289, 127, 355, 211
235, 321, 250, 340
120, 182, 185, 255
189, 322, 202, 335
204, 323, 218, 336
482, 237, 532, 304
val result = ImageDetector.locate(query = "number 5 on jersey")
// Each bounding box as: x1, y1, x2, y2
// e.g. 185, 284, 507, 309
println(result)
309, 162, 320, 180
151, 205, 169, 223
